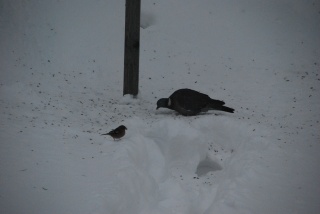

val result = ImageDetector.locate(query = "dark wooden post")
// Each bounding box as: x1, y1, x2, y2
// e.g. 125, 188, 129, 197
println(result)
123, 0, 141, 96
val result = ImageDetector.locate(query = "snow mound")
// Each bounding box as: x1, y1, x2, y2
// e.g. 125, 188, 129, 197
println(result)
119, 94, 140, 105
99, 116, 268, 214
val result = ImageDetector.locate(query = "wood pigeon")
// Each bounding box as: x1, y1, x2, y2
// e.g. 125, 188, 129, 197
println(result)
156, 88, 234, 116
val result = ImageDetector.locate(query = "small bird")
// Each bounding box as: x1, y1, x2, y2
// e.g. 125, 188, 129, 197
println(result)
156, 88, 234, 116
101, 125, 127, 140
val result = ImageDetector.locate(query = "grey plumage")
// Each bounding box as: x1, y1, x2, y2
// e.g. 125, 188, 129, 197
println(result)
156, 88, 234, 116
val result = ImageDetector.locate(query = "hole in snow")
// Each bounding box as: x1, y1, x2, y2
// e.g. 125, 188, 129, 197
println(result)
196, 157, 222, 177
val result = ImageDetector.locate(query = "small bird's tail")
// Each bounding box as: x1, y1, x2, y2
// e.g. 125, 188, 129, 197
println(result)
101, 133, 110, 136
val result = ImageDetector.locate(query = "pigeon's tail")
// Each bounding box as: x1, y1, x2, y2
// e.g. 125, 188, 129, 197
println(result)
209, 99, 225, 106
207, 100, 234, 113
214, 105, 234, 113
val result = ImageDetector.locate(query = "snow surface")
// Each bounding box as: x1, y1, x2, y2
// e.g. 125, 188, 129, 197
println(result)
1, 0, 320, 213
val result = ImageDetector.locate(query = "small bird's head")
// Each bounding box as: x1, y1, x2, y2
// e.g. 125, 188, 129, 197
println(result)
118, 125, 127, 130
156, 98, 169, 109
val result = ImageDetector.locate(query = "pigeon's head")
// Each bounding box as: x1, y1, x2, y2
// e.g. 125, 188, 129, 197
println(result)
156, 98, 169, 109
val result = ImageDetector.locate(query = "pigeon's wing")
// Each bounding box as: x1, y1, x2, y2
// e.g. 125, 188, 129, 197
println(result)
170, 89, 209, 113
179, 89, 225, 105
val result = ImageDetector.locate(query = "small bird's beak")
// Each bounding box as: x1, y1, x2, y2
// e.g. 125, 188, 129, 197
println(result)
156, 107, 159, 110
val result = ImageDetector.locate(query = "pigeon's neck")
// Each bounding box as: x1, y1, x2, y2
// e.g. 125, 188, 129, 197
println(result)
167, 98, 171, 107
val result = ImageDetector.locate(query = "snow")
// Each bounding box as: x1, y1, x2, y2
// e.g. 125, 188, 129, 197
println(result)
1, 0, 320, 213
